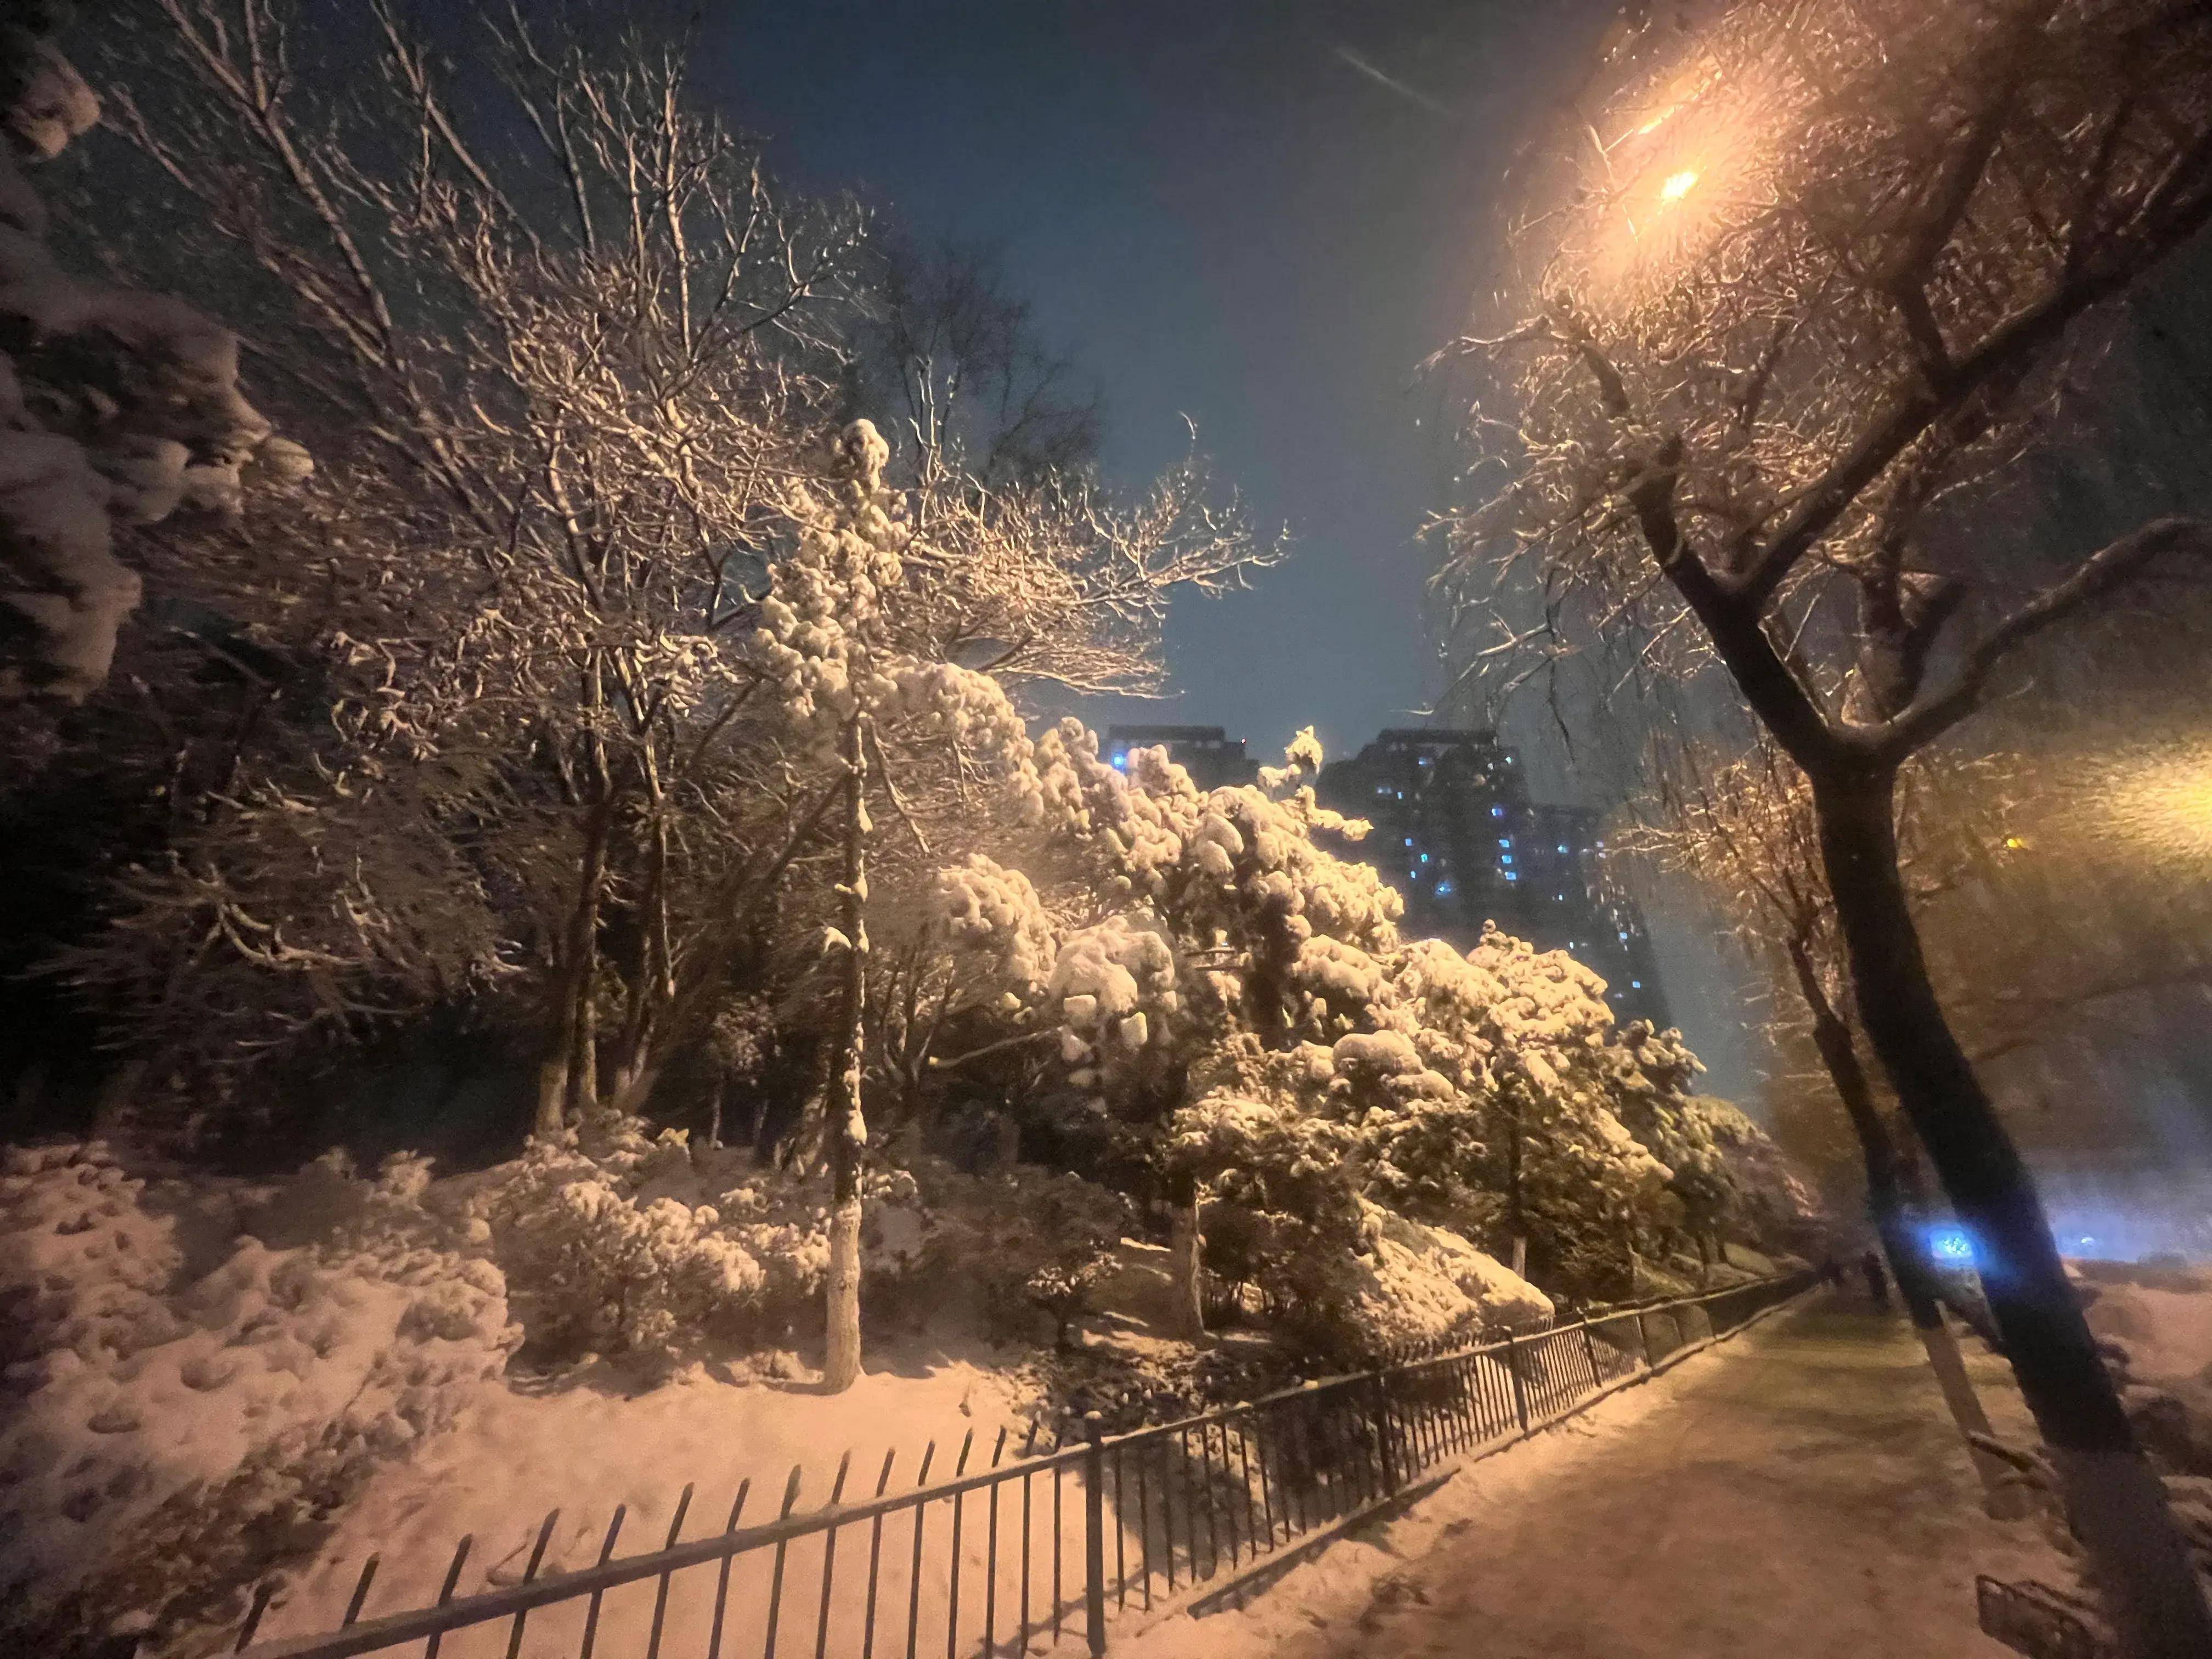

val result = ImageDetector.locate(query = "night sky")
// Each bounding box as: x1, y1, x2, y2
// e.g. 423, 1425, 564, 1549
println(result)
700, 1, 1763, 1100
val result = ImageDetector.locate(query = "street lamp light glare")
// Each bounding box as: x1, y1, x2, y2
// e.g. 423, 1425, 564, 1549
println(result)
1660, 168, 1700, 203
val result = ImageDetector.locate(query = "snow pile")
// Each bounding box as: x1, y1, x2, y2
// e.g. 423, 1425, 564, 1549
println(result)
2079, 1261, 2212, 1480
1350, 1211, 1556, 1350
0, 1141, 515, 1647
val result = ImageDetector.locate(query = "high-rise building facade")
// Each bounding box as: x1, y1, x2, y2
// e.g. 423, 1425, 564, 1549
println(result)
1314, 729, 1671, 1030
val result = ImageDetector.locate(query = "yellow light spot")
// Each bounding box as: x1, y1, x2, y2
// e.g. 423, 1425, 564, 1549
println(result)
2003, 836, 2027, 851
1659, 170, 1700, 204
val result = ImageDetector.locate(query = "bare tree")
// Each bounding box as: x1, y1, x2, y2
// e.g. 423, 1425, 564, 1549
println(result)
1446, 2, 2212, 1645
850, 235, 1102, 489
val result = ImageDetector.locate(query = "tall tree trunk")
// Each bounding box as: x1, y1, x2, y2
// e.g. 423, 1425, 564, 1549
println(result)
608, 813, 672, 1115
1786, 933, 2022, 1515
1168, 1182, 1205, 1340
1815, 767, 2210, 1655
822, 716, 869, 1394
538, 788, 619, 1136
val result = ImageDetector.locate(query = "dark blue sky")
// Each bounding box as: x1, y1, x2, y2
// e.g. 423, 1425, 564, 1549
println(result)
705, 2, 1593, 756
699, 1, 1763, 1100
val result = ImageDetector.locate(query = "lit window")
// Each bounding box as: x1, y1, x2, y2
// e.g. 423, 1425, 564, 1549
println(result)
1556, 844, 1568, 855
1436, 881, 1454, 896
1631, 980, 1643, 989
1618, 931, 1629, 942
1375, 786, 1391, 797
1504, 871, 1518, 882
1500, 854, 1513, 865
1419, 853, 1430, 864
1491, 805, 1505, 819
1418, 756, 1431, 766
1404, 837, 1414, 847
1111, 754, 1127, 771
1498, 837, 1511, 848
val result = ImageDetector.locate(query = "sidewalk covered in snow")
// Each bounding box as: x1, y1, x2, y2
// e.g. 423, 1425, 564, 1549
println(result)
1126, 1296, 2060, 1659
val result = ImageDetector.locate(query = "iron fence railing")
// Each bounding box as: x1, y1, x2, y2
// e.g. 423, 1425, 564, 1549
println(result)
224, 1271, 1815, 1659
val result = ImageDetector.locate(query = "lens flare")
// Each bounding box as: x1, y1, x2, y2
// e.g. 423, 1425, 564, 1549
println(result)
2089, 740, 2212, 868
1659, 169, 1700, 202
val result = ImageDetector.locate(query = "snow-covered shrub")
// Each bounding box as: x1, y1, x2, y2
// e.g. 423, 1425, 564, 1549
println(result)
480, 1114, 803, 1365
0, 1141, 513, 1652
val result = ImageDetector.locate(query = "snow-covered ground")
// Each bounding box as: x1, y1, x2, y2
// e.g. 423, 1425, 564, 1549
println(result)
252, 1340, 1046, 1657
1121, 1297, 2061, 1659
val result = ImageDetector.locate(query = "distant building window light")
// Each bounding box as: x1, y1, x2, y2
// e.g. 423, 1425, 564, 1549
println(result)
1498, 837, 1512, 848
1418, 755, 1431, 766
1403, 837, 1414, 847
1491, 805, 1506, 819
1436, 880, 1454, 896
1375, 786, 1391, 796
1111, 754, 1127, 770
1618, 931, 1629, 942
1503, 871, 1518, 882
1631, 979, 1642, 989
1419, 853, 1430, 864
1500, 854, 1513, 865
1557, 844, 1568, 855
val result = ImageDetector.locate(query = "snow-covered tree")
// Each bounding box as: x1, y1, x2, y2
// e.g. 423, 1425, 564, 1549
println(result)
42, 3, 1274, 1153
1444, 2, 2212, 1638
0, 7, 302, 703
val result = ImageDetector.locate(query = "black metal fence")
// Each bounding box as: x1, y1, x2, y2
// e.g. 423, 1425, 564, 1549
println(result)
227, 1272, 1814, 1659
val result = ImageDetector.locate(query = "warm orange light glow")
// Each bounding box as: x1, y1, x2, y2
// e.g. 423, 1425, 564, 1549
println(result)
1658, 169, 1700, 204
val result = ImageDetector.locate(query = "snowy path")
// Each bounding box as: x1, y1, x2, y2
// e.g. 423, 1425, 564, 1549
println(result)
1126, 1296, 2059, 1659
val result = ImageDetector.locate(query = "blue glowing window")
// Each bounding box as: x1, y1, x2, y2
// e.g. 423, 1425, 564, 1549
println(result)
1436, 881, 1454, 896
1403, 837, 1414, 847
1557, 844, 1568, 854
1631, 979, 1642, 989
1491, 805, 1506, 819
1500, 854, 1513, 865
1498, 837, 1512, 848
1419, 853, 1430, 864
1110, 754, 1127, 770
1503, 871, 1518, 882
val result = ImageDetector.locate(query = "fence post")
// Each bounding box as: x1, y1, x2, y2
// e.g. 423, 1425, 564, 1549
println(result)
1503, 1335, 1531, 1433
1579, 1322, 1601, 1390
1368, 1373, 1401, 1493
1638, 1309, 1658, 1369
1082, 1412, 1107, 1658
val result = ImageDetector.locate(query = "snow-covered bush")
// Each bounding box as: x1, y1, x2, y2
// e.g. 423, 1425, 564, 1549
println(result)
0, 1141, 512, 1652
481, 1113, 822, 1366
